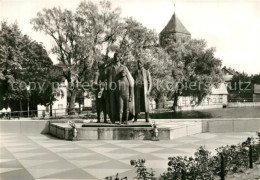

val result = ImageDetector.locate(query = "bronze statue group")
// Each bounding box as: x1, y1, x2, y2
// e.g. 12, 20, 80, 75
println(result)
93, 53, 152, 125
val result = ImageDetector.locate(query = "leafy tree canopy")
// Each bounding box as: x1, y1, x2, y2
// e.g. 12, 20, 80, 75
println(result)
165, 39, 223, 106
0, 21, 55, 110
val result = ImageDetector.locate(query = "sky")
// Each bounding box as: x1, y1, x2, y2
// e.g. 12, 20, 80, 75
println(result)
1, 0, 260, 75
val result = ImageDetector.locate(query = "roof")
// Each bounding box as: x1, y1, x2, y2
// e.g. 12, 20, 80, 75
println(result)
160, 13, 191, 35
222, 67, 237, 76
211, 83, 229, 95
223, 75, 233, 82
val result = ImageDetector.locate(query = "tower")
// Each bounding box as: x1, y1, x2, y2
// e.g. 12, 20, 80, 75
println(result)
159, 13, 191, 46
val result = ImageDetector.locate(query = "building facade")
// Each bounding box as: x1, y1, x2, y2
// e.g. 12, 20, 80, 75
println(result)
177, 83, 228, 111
37, 81, 67, 118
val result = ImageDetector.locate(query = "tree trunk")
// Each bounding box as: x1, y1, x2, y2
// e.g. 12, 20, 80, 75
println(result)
155, 99, 159, 109
156, 93, 167, 109
173, 91, 179, 113
19, 100, 23, 117
68, 90, 76, 115
50, 103, 52, 117
79, 102, 81, 114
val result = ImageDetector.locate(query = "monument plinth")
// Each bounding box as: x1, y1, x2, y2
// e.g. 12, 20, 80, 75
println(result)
81, 121, 151, 127
49, 121, 172, 140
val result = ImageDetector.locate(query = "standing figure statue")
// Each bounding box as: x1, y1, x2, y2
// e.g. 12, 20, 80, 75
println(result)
93, 62, 110, 123
134, 60, 152, 122
117, 70, 132, 125
107, 53, 135, 124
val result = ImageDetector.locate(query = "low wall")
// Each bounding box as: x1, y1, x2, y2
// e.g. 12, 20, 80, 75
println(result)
1, 118, 260, 136
227, 102, 260, 108
169, 122, 202, 139
0, 120, 49, 134
177, 104, 223, 111
202, 118, 260, 133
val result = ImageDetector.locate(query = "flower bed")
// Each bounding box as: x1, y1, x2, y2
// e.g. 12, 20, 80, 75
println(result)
107, 132, 260, 180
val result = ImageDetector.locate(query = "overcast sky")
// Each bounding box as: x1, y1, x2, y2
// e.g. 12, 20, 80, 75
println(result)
1, 0, 260, 75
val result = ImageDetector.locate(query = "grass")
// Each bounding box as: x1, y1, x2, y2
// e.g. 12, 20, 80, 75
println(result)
148, 106, 260, 119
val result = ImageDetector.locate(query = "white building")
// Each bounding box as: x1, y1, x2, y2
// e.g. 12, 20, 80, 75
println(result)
176, 83, 228, 111
37, 81, 67, 118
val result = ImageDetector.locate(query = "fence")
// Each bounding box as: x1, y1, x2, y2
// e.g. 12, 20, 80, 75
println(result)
0, 107, 93, 120
227, 101, 260, 108
228, 98, 254, 102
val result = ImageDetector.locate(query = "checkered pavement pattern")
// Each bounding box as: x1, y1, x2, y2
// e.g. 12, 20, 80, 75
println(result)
0, 132, 255, 180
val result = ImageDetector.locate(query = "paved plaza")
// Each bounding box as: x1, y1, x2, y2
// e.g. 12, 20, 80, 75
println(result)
0, 132, 256, 180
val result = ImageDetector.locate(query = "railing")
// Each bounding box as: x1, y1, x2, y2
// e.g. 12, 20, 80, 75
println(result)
228, 98, 254, 102
0, 107, 94, 120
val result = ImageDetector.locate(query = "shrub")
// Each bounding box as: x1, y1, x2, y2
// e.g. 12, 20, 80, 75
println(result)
161, 147, 215, 180
108, 132, 260, 180
130, 159, 156, 180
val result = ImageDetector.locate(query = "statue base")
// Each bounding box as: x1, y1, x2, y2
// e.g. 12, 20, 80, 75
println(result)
49, 119, 202, 140
50, 121, 170, 140
81, 121, 151, 128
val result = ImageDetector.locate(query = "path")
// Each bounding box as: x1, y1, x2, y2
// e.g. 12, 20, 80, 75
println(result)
0, 132, 255, 180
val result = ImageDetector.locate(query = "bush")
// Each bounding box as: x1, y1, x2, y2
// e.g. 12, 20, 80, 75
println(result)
109, 132, 260, 180
130, 159, 156, 180
161, 147, 215, 180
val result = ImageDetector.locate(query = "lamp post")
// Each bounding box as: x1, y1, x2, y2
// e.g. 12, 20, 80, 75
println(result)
26, 85, 30, 118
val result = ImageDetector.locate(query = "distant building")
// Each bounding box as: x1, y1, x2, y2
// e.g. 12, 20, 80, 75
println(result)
159, 12, 191, 46
253, 84, 260, 102
222, 66, 237, 82
177, 83, 228, 111
37, 81, 67, 118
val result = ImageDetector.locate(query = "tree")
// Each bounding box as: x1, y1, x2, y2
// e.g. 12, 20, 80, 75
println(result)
229, 72, 252, 102
103, 17, 171, 108
38, 65, 64, 116
0, 21, 55, 113
165, 39, 223, 111
0, 21, 25, 109
103, 17, 158, 71
31, 0, 122, 114
251, 74, 260, 85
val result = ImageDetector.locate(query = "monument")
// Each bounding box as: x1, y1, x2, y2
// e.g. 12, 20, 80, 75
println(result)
93, 62, 110, 123
92, 54, 152, 124
117, 69, 132, 125
134, 60, 152, 123
51, 53, 159, 140
104, 52, 135, 124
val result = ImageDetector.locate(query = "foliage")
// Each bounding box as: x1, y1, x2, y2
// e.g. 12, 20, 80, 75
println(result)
251, 74, 260, 85
130, 159, 156, 180
229, 72, 253, 101
164, 39, 223, 110
105, 173, 127, 180
161, 147, 215, 180
31, 0, 172, 110
0, 21, 25, 106
31, 0, 122, 112
108, 18, 171, 105
0, 21, 55, 110
109, 132, 260, 179
214, 145, 248, 175
38, 65, 64, 109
